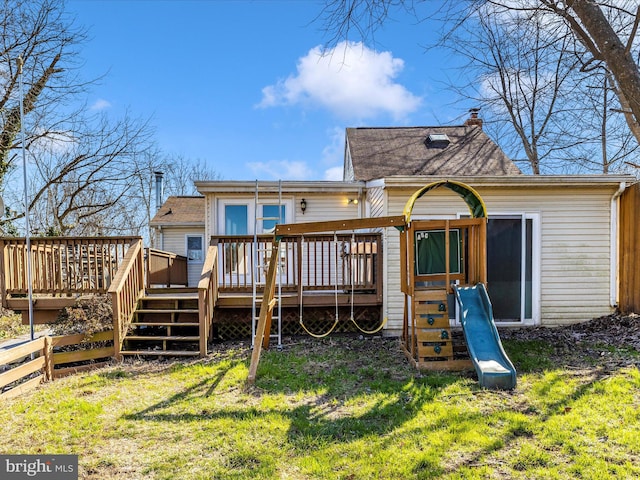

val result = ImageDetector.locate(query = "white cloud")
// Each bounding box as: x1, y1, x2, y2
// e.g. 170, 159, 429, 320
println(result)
321, 126, 344, 165
321, 127, 345, 180
324, 166, 343, 181
258, 41, 421, 120
247, 160, 312, 180
90, 98, 111, 111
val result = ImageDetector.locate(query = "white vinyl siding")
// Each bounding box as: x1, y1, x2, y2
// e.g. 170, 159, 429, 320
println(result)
384, 185, 616, 331
293, 194, 361, 290
367, 186, 385, 218
294, 194, 361, 224
200, 182, 618, 333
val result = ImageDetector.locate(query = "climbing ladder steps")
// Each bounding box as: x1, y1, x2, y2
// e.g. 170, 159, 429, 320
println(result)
413, 288, 454, 363
417, 329, 452, 342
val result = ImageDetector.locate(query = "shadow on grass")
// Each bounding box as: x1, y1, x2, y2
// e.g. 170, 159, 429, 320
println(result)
118, 338, 461, 445
112, 336, 636, 477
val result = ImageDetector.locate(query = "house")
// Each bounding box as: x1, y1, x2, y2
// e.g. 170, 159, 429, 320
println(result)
153, 118, 637, 338
4, 116, 637, 362
343, 124, 634, 330
149, 195, 206, 287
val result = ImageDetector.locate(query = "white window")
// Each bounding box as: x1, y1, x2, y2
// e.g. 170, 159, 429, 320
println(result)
186, 235, 204, 262
260, 204, 286, 233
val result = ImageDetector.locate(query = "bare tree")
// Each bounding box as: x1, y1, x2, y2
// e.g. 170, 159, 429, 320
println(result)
0, 0, 156, 235
440, 3, 638, 173
163, 155, 221, 197
0, 0, 88, 182
11, 112, 154, 236
319, 0, 640, 173
113, 152, 220, 247
538, 0, 640, 144
444, 7, 587, 173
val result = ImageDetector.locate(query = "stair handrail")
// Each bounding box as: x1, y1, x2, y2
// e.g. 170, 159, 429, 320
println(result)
108, 238, 145, 359
198, 245, 219, 357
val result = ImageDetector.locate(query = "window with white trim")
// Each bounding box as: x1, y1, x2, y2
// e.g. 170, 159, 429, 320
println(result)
186, 235, 203, 262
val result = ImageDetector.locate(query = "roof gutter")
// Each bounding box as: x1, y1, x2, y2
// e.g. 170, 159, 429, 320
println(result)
382, 174, 636, 188
610, 181, 627, 307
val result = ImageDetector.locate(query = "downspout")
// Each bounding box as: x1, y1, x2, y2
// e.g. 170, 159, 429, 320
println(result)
610, 181, 626, 307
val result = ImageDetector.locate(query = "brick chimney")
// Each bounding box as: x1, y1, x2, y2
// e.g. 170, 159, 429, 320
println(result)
464, 108, 483, 128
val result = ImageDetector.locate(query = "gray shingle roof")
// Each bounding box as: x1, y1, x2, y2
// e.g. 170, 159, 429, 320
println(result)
150, 196, 205, 226
345, 126, 522, 181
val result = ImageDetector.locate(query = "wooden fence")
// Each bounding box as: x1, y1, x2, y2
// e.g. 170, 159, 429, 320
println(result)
0, 330, 114, 400
619, 183, 640, 314
146, 248, 188, 287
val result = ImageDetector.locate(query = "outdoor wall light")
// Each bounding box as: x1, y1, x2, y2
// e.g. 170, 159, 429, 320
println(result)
300, 198, 307, 214
348, 198, 359, 205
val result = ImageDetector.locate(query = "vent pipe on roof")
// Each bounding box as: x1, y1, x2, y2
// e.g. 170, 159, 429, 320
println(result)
154, 171, 164, 212
464, 108, 483, 128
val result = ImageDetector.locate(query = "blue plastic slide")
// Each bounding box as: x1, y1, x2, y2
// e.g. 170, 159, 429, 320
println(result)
453, 284, 517, 390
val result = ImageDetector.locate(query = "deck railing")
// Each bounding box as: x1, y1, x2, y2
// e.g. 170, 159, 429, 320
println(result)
211, 233, 382, 297
198, 245, 219, 356
107, 238, 145, 359
145, 248, 188, 287
0, 236, 139, 303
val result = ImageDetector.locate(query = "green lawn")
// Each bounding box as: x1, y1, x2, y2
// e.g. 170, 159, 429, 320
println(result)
1, 336, 639, 479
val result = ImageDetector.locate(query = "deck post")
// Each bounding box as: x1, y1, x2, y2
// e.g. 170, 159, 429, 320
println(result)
43, 336, 54, 381
247, 240, 280, 385
0, 240, 6, 308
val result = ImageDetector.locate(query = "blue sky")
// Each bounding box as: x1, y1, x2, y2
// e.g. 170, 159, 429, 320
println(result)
67, 0, 468, 181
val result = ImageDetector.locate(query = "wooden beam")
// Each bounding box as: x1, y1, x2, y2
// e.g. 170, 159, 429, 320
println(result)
215, 292, 382, 308
0, 240, 6, 309
247, 240, 280, 385
0, 375, 43, 399
8, 297, 78, 310
0, 357, 46, 389
0, 337, 45, 365
275, 215, 405, 237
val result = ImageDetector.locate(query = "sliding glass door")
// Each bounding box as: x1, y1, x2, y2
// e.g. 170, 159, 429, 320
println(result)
486, 215, 535, 323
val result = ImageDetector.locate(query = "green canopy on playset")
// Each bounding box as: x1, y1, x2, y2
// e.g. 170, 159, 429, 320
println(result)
402, 180, 487, 222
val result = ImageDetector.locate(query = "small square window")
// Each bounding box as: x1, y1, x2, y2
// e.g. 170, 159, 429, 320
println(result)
187, 236, 203, 262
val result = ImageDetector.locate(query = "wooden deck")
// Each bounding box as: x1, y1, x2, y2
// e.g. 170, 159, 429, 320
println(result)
1, 233, 384, 356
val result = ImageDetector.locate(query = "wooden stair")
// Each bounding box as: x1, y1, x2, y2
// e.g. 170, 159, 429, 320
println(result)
121, 288, 202, 358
